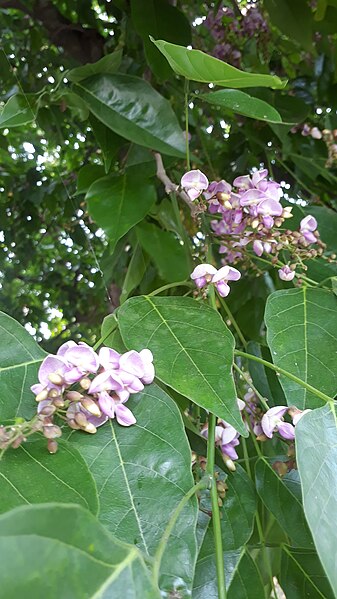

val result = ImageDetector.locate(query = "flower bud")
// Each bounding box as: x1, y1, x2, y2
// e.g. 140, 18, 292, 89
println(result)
251, 218, 259, 229
43, 424, 62, 439
47, 439, 58, 454
39, 404, 57, 416
223, 200, 232, 210
53, 397, 65, 408
223, 455, 236, 471
48, 373, 64, 386
67, 419, 80, 430
74, 412, 88, 428
66, 391, 83, 402
81, 397, 101, 417
11, 435, 25, 449
49, 389, 61, 399
84, 422, 97, 434
274, 218, 283, 227
80, 377, 91, 390
35, 389, 49, 402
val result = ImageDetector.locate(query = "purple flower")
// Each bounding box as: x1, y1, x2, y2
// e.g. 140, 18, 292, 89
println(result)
203, 179, 232, 203
180, 169, 209, 201
190, 263, 217, 288
212, 265, 241, 297
67, 402, 108, 428
31, 355, 69, 396
261, 406, 295, 440
253, 240, 264, 257
278, 265, 295, 282
98, 347, 121, 370
119, 349, 155, 385
98, 391, 136, 426
300, 215, 318, 244
88, 370, 124, 394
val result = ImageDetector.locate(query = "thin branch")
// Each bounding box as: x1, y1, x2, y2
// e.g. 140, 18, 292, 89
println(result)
154, 152, 199, 217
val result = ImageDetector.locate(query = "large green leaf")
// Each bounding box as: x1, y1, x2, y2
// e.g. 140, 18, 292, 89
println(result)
0, 94, 36, 128
280, 546, 334, 599
118, 296, 246, 434
198, 89, 282, 123
192, 545, 265, 599
0, 311, 46, 420
120, 244, 149, 304
247, 341, 286, 407
73, 74, 186, 157
151, 39, 286, 89
69, 383, 198, 597
296, 405, 337, 595
265, 288, 337, 409
131, 0, 191, 80
255, 458, 313, 548
86, 172, 156, 253
67, 50, 122, 82
0, 439, 99, 515
0, 503, 160, 599
264, 0, 313, 50
136, 222, 191, 283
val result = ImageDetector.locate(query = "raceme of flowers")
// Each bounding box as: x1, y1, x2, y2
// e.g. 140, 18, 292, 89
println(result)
0, 341, 155, 454
181, 168, 325, 286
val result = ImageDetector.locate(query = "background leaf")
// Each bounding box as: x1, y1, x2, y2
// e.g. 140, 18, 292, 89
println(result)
67, 50, 122, 82
151, 39, 286, 89
280, 546, 334, 599
69, 383, 198, 597
0, 439, 99, 515
296, 404, 337, 595
86, 172, 156, 253
263, 0, 313, 50
198, 89, 282, 123
265, 288, 337, 409
0, 503, 160, 599
74, 74, 186, 157
118, 296, 246, 434
0, 311, 46, 420
0, 94, 36, 128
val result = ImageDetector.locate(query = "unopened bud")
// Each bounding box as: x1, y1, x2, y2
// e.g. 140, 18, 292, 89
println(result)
256, 433, 268, 442
35, 389, 49, 402
282, 208, 293, 219
81, 398, 101, 417
66, 391, 83, 402
39, 404, 56, 416
218, 192, 231, 203
53, 397, 65, 408
272, 460, 288, 477
331, 253, 337, 260
79, 377, 91, 390
11, 435, 24, 449
216, 479, 228, 498
274, 218, 283, 227
43, 424, 62, 439
74, 412, 88, 428
48, 373, 64, 386
251, 218, 259, 229
47, 439, 58, 454
84, 422, 97, 434
49, 389, 60, 399
67, 419, 80, 430
223, 200, 232, 210
223, 455, 236, 471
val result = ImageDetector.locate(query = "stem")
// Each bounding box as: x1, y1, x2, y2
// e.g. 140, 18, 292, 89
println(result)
233, 363, 269, 411
184, 78, 190, 170
252, 254, 320, 287
148, 280, 193, 297
93, 317, 118, 351
217, 295, 247, 348
207, 413, 227, 599
152, 478, 209, 587
235, 350, 333, 405
171, 192, 193, 268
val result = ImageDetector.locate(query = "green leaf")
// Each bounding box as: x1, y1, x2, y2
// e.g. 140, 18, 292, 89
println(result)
90, 114, 124, 174
86, 172, 156, 253
0, 438, 99, 514
247, 341, 286, 407
118, 296, 246, 434
73, 74, 185, 157
289, 154, 337, 184
0, 503, 160, 599
136, 222, 191, 283
67, 50, 122, 82
193, 545, 265, 598
280, 546, 334, 599
0, 94, 36, 128
151, 38, 287, 89
255, 458, 313, 547
69, 383, 198, 596
120, 244, 149, 303
0, 311, 46, 420
75, 164, 105, 195
131, 0, 191, 80
296, 404, 337, 595
263, 0, 313, 50
265, 288, 337, 409
198, 89, 282, 123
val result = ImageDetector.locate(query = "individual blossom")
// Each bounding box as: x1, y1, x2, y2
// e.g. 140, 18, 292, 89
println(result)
261, 406, 295, 440
278, 265, 295, 282
119, 349, 155, 385
300, 215, 318, 244
60, 342, 99, 384
180, 170, 209, 201
288, 406, 312, 425
31, 355, 70, 398
190, 263, 217, 289
212, 265, 241, 297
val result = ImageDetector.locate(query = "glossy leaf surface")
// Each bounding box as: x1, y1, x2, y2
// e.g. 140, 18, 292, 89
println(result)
265, 288, 337, 409
118, 296, 246, 434
74, 74, 186, 157
69, 383, 198, 597
0, 503, 160, 599
151, 39, 286, 89
198, 89, 282, 122
0, 94, 35, 128
280, 546, 334, 599
68, 50, 122, 82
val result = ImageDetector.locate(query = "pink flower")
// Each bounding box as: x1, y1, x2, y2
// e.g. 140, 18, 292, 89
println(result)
190, 263, 217, 288
31, 355, 69, 395
98, 347, 121, 370
253, 240, 263, 256
88, 370, 124, 394
119, 349, 155, 385
181, 169, 209, 201
300, 215, 318, 244
278, 265, 295, 282
261, 406, 295, 440
98, 391, 136, 426
212, 265, 241, 297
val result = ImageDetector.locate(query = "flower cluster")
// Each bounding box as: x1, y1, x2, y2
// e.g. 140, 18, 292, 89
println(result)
190, 263, 241, 297
204, 4, 268, 68
1, 341, 155, 453
201, 399, 245, 470
181, 168, 325, 283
